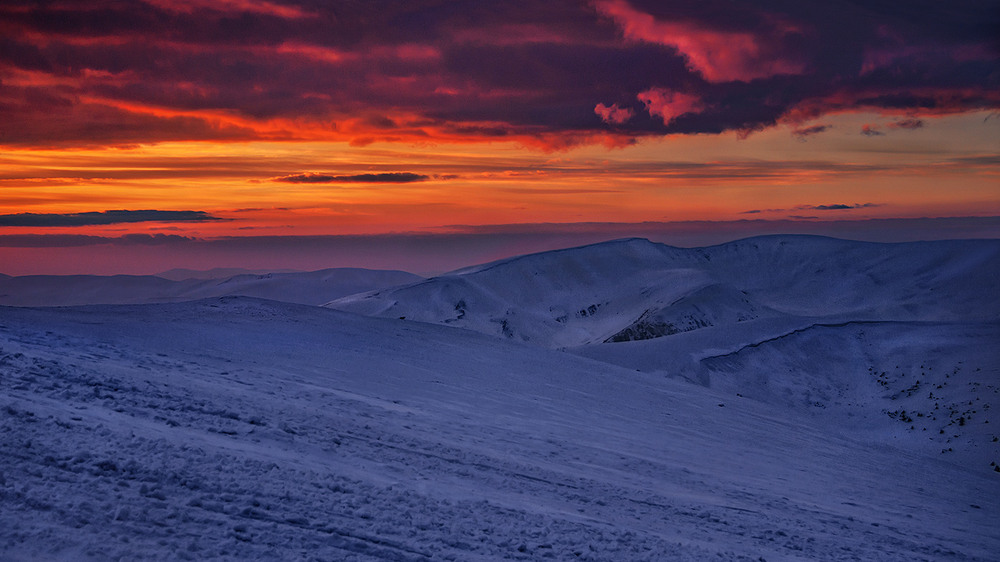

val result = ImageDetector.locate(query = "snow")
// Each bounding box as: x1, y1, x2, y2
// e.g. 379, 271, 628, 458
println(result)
328, 235, 1000, 472
2, 235, 999, 560
328, 235, 1000, 346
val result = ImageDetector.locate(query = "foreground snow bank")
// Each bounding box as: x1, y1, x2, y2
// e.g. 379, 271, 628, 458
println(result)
2, 298, 997, 560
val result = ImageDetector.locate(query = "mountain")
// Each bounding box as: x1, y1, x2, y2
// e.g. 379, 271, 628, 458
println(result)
2, 298, 997, 560
330, 238, 715, 346
169, 268, 423, 305
328, 235, 1000, 472
604, 282, 783, 343
0, 268, 422, 307
155, 267, 302, 281
0, 274, 182, 307
327, 235, 1000, 346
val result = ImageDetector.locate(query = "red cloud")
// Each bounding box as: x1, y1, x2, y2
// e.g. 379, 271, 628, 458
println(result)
785, 87, 1000, 126
637, 88, 703, 126
861, 124, 884, 136
594, 0, 804, 82
142, 0, 312, 19
0, 1, 995, 149
594, 103, 634, 125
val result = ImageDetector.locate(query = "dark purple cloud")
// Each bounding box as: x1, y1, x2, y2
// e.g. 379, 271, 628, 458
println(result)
804, 203, 882, 211
118, 233, 199, 245
272, 172, 430, 183
0, 0, 996, 147
0, 233, 196, 247
792, 124, 832, 139
889, 118, 925, 130
0, 210, 224, 227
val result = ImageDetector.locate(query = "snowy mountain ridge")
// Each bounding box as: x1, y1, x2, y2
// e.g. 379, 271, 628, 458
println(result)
327, 235, 1000, 346
326, 235, 1000, 471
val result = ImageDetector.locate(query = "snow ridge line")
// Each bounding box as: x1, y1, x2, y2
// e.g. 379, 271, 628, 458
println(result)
698, 320, 959, 362
447, 237, 658, 276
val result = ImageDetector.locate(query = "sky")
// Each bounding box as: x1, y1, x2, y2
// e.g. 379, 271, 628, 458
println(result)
1, 0, 998, 275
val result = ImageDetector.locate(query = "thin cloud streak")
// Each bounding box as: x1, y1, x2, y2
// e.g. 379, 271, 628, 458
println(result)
0, 210, 224, 227
792, 124, 832, 140
272, 173, 430, 184
0, 233, 197, 247
4, 216, 996, 249
802, 203, 882, 211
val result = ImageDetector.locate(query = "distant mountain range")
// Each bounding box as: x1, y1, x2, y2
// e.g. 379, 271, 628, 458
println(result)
0, 268, 422, 307
324, 235, 1000, 470
328, 235, 1000, 345
155, 267, 303, 281
3, 235, 998, 469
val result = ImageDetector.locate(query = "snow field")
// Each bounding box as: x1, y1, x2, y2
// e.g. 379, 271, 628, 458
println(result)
2, 299, 998, 560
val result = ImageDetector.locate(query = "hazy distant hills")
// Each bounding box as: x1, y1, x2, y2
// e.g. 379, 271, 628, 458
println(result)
0, 268, 422, 307
155, 267, 303, 281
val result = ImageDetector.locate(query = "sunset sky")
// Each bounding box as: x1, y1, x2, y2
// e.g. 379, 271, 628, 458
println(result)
1, 0, 998, 275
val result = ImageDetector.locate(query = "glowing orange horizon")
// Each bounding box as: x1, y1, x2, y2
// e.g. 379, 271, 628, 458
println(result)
1, 0, 997, 274
2, 109, 997, 242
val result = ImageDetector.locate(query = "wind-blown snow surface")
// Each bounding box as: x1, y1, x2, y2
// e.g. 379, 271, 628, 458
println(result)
0, 268, 422, 307
2, 299, 998, 560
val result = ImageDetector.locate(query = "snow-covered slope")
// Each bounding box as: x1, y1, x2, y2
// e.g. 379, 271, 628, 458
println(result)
573, 320, 1000, 470
2, 299, 997, 560
327, 235, 1000, 474
0, 268, 422, 307
690, 236, 1000, 320
331, 238, 710, 346
327, 236, 1000, 346
168, 269, 423, 305
605, 283, 783, 343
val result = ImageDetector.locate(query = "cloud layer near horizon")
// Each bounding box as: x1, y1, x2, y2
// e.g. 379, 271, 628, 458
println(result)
273, 173, 430, 184
2, 216, 998, 276
1, 0, 996, 149
3, 216, 997, 249
0, 210, 224, 227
